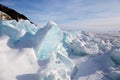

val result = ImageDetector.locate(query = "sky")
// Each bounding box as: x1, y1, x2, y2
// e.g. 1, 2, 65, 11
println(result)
0, 0, 120, 32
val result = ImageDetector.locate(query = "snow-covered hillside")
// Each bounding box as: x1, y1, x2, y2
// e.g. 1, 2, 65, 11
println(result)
0, 20, 120, 80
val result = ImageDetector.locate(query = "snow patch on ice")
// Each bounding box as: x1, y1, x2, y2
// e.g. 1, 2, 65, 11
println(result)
0, 20, 120, 80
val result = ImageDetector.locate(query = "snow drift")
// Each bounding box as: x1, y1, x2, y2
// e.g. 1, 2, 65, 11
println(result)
0, 20, 120, 80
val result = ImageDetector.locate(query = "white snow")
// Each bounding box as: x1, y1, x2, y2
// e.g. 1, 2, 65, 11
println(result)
111, 49, 120, 65
0, 36, 39, 80
0, 20, 120, 80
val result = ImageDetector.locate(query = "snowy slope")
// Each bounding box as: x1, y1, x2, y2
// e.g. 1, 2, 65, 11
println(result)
0, 20, 120, 80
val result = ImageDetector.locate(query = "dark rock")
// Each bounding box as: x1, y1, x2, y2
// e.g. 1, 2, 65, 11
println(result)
0, 4, 33, 24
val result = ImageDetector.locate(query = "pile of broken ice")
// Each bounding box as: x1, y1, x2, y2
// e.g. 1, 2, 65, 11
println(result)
0, 20, 120, 80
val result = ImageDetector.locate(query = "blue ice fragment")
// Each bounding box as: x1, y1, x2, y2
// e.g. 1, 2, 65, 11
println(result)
34, 21, 63, 60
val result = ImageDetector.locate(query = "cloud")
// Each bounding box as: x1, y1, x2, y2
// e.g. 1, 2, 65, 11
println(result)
60, 16, 120, 32
1, 0, 120, 32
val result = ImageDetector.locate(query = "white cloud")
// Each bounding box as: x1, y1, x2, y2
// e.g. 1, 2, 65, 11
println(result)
60, 16, 120, 32
1, 0, 120, 32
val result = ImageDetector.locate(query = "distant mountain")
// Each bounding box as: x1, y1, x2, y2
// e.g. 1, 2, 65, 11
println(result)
0, 4, 33, 23
0, 11, 12, 20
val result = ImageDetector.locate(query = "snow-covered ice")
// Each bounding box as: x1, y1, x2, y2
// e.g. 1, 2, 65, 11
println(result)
0, 20, 120, 80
